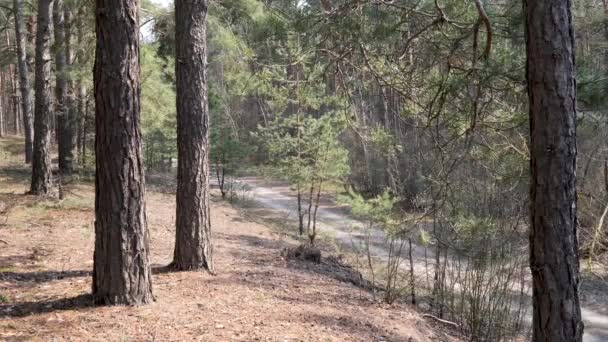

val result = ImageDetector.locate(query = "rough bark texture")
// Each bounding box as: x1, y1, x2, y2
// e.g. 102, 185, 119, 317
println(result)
53, 0, 73, 175
76, 10, 86, 164
0, 72, 4, 137
65, 8, 78, 159
77, 82, 86, 161
524, 0, 584, 340
26, 16, 36, 72
93, 0, 153, 305
172, 0, 214, 272
6, 57, 20, 135
30, 0, 53, 195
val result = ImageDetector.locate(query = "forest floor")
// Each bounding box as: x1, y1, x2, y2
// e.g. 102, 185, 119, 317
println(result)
0, 136, 459, 341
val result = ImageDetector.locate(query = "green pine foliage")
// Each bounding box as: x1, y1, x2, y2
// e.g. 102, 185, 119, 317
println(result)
141, 44, 177, 171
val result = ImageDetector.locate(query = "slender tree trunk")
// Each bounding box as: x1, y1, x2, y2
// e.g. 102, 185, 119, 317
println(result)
93, 0, 153, 305
53, 0, 72, 175
172, 0, 213, 272
30, 0, 54, 195
309, 181, 323, 246
0, 72, 4, 138
76, 10, 86, 165
65, 8, 77, 158
27, 15, 36, 65
296, 72, 305, 236
82, 95, 88, 165
603, 0, 608, 68
77, 82, 86, 161
524, 0, 583, 340
7, 63, 20, 135
13, 80, 21, 135
408, 238, 416, 305
4, 32, 15, 135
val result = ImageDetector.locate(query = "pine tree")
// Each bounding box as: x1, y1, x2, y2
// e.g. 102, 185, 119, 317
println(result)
92, 0, 153, 305
172, 0, 214, 272
30, 0, 53, 195
13, 0, 33, 163
525, 0, 583, 340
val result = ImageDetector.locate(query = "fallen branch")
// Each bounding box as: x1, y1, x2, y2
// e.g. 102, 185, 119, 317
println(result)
422, 314, 459, 328
63, 188, 85, 198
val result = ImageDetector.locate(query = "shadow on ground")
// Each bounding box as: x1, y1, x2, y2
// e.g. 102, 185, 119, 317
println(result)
0, 137, 26, 157
0, 165, 30, 187
0, 270, 90, 283
290, 311, 415, 342
0, 294, 94, 318
216, 231, 377, 291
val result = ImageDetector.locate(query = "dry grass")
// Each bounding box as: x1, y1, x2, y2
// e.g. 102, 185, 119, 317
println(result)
0, 137, 458, 341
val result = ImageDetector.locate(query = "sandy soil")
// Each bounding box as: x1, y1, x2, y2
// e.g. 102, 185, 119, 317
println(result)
0, 137, 456, 341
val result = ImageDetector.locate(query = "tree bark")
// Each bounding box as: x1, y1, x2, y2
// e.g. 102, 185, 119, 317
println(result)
76, 10, 86, 164
65, 8, 78, 160
77, 82, 86, 162
172, 0, 214, 272
0, 72, 4, 138
53, 0, 73, 175
30, 0, 54, 195
13, 68, 21, 135
524, 0, 583, 340
26, 15, 36, 72
93, 0, 153, 305
7, 61, 20, 135
82, 94, 89, 165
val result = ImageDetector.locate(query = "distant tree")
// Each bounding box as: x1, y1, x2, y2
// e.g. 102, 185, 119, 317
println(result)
172, 0, 214, 271
92, 0, 153, 305
53, 0, 73, 175
64, 6, 77, 168
0, 77, 3, 137
210, 114, 248, 199
30, 0, 53, 195
140, 44, 176, 171
13, 0, 34, 163
257, 113, 350, 245
525, 0, 583, 340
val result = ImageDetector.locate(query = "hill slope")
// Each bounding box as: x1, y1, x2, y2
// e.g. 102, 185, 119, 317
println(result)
0, 136, 455, 341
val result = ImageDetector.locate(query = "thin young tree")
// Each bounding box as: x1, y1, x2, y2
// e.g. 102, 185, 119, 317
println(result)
0, 73, 3, 137
53, 0, 73, 175
525, 0, 583, 340
75, 5, 88, 164
30, 0, 53, 195
13, 0, 33, 163
172, 0, 213, 271
0, 73, 3, 138
64, 7, 77, 161
92, 0, 153, 304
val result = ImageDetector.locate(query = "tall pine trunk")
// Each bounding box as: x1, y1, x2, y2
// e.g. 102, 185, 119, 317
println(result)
76, 9, 86, 165
30, 0, 53, 195
77, 82, 86, 162
65, 8, 77, 161
7, 61, 20, 135
172, 0, 213, 271
524, 0, 583, 340
0, 72, 4, 138
93, 0, 153, 305
53, 0, 72, 175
